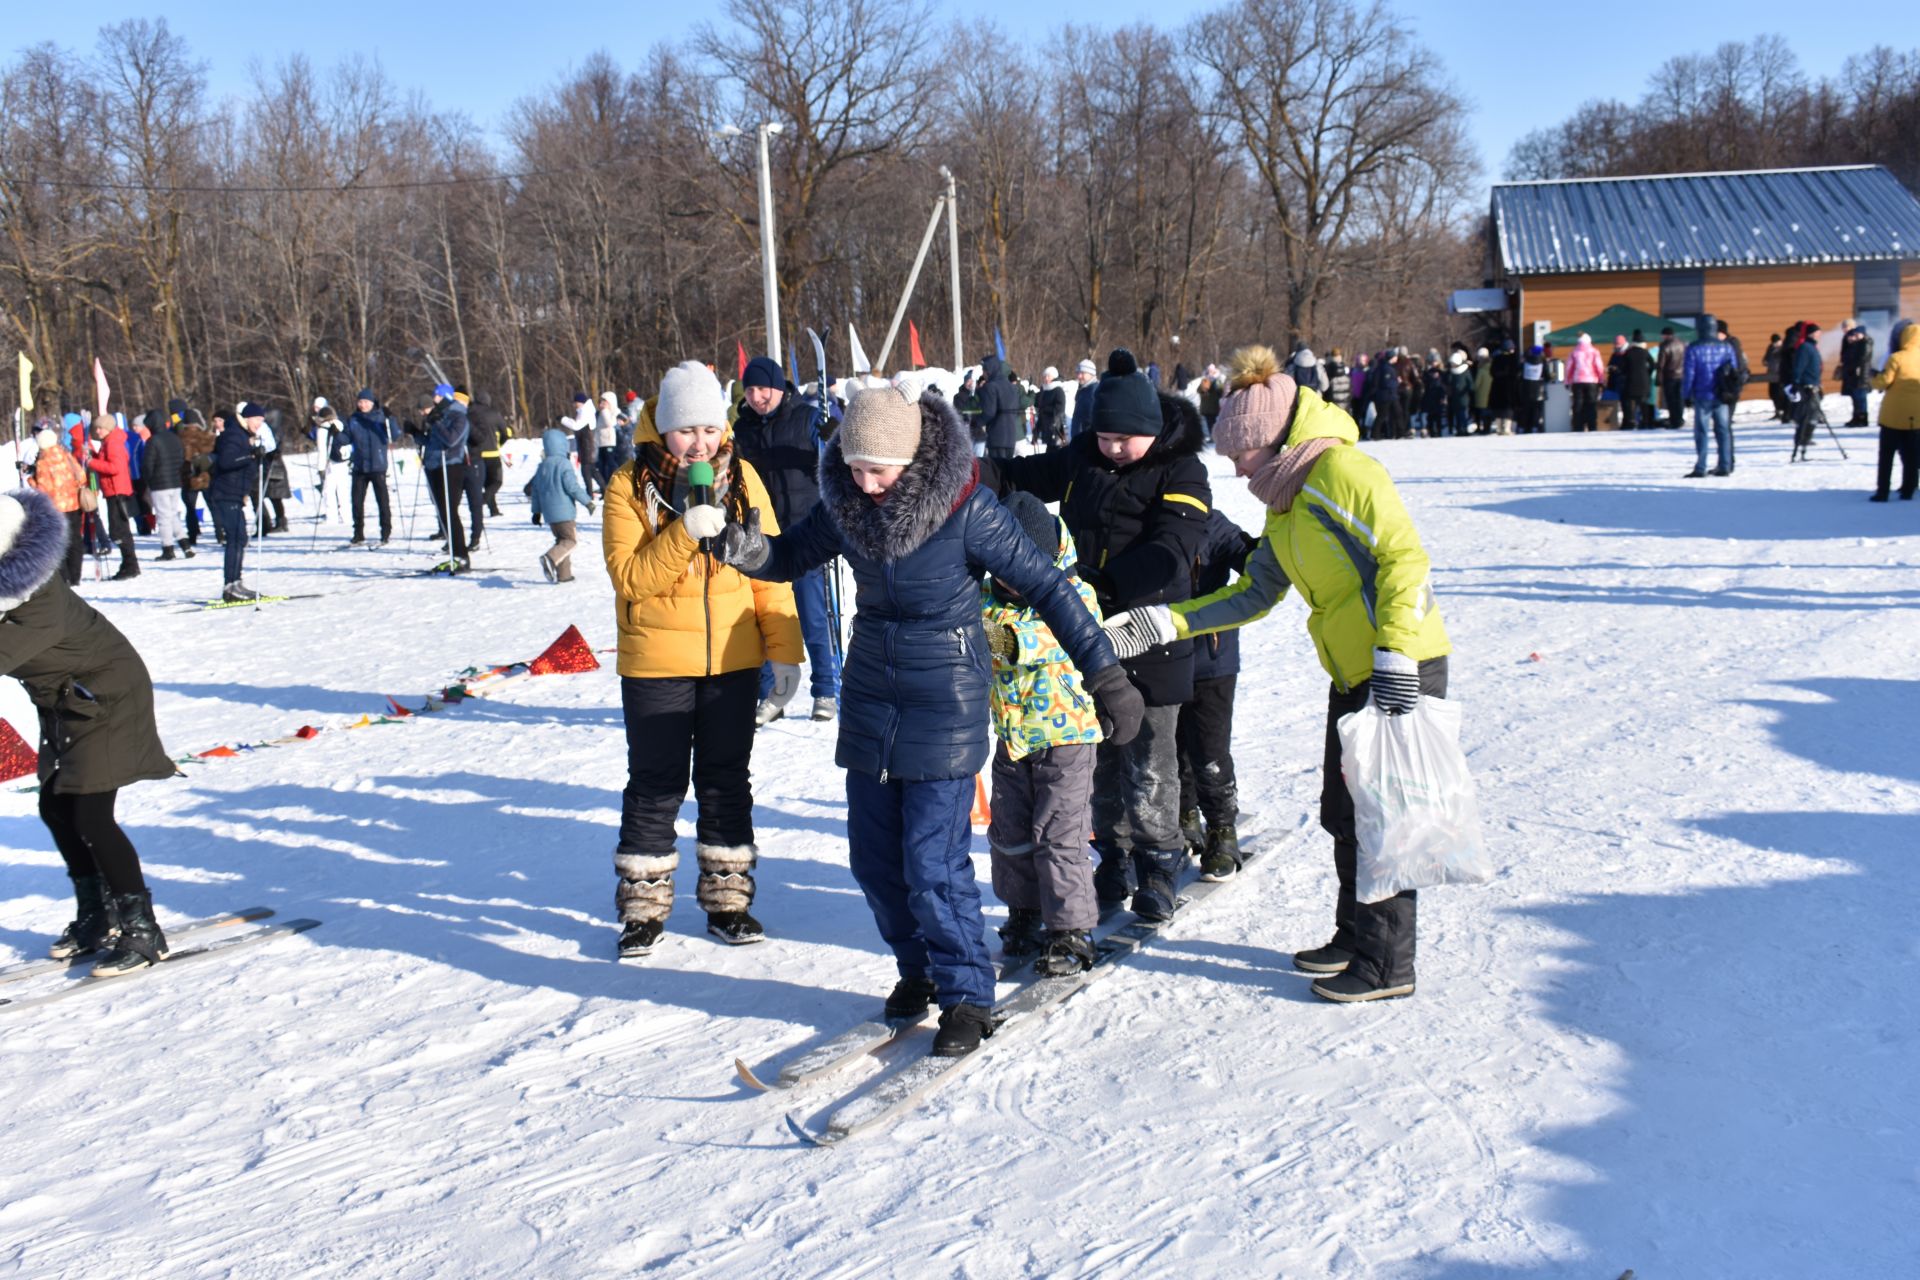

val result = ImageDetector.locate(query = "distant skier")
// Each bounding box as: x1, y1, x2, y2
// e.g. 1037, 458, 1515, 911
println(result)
601, 362, 801, 957
717, 380, 1141, 1057
0, 488, 178, 973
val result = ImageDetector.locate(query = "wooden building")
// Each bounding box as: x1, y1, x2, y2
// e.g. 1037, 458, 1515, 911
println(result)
1487, 166, 1920, 395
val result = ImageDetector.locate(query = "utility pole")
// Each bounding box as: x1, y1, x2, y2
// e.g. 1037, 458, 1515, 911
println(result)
940, 165, 962, 372
756, 122, 785, 365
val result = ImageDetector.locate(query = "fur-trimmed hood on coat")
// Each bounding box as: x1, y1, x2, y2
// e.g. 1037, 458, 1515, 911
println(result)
818, 391, 977, 563
1146, 388, 1207, 464
0, 488, 71, 613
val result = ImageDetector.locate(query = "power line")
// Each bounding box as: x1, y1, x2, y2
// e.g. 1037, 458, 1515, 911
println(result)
1, 160, 628, 196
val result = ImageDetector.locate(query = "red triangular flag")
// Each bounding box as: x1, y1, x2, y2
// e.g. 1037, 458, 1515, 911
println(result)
0, 719, 36, 782
295, 725, 322, 739
736, 339, 748, 381
385, 697, 414, 718
529, 624, 600, 675
197, 745, 239, 758
909, 320, 926, 369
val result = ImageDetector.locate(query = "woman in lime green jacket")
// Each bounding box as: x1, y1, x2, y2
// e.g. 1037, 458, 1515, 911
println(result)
1102, 345, 1452, 1003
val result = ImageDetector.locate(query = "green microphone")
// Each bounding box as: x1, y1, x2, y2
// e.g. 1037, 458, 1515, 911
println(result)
686, 460, 715, 549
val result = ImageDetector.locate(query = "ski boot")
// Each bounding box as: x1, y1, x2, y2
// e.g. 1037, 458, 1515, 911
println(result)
1035, 929, 1095, 977
1091, 839, 1133, 912
884, 974, 938, 1023
1199, 824, 1241, 882
92, 890, 168, 976
48, 874, 113, 959
222, 581, 260, 603
1129, 849, 1182, 922
931, 1003, 996, 1058
1179, 807, 1204, 858
997, 908, 1046, 959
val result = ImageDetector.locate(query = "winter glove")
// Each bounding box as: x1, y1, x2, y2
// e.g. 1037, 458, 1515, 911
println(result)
985, 624, 1018, 664
683, 503, 726, 541
768, 662, 802, 707
585, 500, 597, 517
1101, 604, 1177, 661
1369, 648, 1421, 715
715, 509, 769, 572
1083, 664, 1144, 746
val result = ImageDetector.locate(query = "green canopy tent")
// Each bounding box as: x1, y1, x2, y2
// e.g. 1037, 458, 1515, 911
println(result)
1544, 304, 1696, 346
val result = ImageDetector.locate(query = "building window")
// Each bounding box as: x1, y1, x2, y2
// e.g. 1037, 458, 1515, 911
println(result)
1855, 261, 1900, 314
1660, 270, 1704, 322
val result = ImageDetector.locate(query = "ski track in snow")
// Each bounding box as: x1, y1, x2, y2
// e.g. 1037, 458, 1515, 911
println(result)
1, 407, 1916, 1277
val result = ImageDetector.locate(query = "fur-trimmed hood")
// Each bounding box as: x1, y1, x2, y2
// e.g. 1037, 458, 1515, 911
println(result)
0, 488, 70, 612
818, 391, 977, 563
1148, 388, 1207, 462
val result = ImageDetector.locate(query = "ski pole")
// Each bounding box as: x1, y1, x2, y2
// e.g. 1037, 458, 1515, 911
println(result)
439, 450, 451, 570
1820, 409, 1849, 460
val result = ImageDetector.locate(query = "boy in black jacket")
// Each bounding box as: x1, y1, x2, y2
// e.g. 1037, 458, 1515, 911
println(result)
981, 349, 1211, 920
1177, 510, 1256, 880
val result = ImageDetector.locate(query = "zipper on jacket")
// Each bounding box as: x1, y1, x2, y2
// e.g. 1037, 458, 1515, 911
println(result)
878, 561, 901, 783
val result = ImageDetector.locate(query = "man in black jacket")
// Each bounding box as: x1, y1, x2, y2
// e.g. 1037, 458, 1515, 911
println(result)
976, 354, 1023, 460
467, 389, 507, 525
732, 356, 840, 724
1033, 366, 1067, 448
141, 412, 191, 560
981, 348, 1211, 921
1609, 331, 1656, 429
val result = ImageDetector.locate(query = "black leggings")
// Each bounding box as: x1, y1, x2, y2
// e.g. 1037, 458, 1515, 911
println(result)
40, 788, 147, 895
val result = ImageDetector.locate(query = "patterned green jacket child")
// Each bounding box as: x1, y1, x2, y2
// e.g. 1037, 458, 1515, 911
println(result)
980, 492, 1107, 976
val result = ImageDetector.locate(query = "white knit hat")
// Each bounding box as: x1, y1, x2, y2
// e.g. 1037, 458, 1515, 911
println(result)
654, 362, 728, 433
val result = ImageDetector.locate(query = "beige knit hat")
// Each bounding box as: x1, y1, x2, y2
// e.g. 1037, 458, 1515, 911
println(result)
1211, 345, 1299, 456
839, 385, 922, 466
654, 361, 728, 432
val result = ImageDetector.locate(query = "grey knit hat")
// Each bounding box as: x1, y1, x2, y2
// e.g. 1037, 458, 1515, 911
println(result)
839, 385, 922, 466
655, 361, 728, 433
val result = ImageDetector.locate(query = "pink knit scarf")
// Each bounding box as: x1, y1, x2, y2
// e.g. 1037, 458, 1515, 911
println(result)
1246, 437, 1338, 513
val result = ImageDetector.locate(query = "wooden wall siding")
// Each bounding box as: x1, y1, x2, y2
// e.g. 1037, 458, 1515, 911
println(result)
1904, 262, 1920, 314
1516, 273, 1661, 339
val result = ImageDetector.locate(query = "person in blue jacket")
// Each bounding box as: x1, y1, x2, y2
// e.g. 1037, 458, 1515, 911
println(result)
208, 404, 265, 601
1682, 314, 1742, 478
719, 380, 1143, 1058
528, 424, 595, 582
334, 389, 400, 545
421, 384, 471, 571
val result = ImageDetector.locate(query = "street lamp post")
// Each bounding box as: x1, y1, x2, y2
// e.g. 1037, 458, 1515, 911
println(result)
717, 122, 785, 364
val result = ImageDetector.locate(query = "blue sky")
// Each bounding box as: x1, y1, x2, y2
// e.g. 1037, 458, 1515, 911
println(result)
13, 1, 1880, 183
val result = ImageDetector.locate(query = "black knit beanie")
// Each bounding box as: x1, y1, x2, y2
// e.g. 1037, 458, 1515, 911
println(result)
1091, 349, 1160, 436
1001, 490, 1059, 561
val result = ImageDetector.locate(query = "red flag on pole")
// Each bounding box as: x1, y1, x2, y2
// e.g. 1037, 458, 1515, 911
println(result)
909, 320, 926, 369
736, 340, 748, 381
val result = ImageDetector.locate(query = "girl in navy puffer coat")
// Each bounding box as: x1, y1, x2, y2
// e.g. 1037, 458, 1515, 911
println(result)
729, 383, 1140, 1057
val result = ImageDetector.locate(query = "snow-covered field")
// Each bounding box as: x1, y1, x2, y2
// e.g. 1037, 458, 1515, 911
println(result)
2, 402, 1915, 1278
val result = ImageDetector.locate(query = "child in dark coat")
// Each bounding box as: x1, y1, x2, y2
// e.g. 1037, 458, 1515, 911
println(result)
723, 382, 1142, 1057
1177, 510, 1256, 879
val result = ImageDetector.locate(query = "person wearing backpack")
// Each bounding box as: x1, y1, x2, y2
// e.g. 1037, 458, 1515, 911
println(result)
1682, 314, 1742, 477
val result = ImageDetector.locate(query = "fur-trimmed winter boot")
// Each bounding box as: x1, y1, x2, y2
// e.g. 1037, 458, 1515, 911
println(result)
696, 843, 764, 945
92, 890, 168, 976
614, 850, 677, 958
49, 874, 114, 959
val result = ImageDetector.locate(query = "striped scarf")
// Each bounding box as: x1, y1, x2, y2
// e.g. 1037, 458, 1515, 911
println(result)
633, 442, 748, 533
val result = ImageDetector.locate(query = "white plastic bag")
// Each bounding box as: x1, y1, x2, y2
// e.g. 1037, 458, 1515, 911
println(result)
1337, 697, 1492, 903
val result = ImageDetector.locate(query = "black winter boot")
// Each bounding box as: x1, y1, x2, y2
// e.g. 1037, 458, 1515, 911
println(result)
49, 874, 113, 959
1311, 968, 1415, 1002
1179, 808, 1204, 858
1130, 849, 1182, 922
1092, 840, 1133, 910
158, 546, 176, 562
1035, 929, 1095, 977
1292, 940, 1354, 974
1199, 825, 1241, 882
884, 974, 938, 1023
92, 891, 168, 975
931, 1003, 996, 1058
706, 912, 765, 945
618, 918, 664, 958
998, 907, 1046, 958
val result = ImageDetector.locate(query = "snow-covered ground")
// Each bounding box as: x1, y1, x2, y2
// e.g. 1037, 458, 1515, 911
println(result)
1, 401, 1915, 1278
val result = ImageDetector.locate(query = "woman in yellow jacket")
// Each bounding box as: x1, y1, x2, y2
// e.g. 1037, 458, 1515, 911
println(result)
603, 361, 802, 958
1103, 345, 1452, 1003
1870, 319, 1918, 502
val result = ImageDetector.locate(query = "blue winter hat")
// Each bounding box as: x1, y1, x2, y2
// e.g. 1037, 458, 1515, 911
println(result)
742, 356, 784, 390
432, 382, 455, 398
356, 387, 376, 402
1527, 345, 1543, 359
1091, 348, 1161, 437
240, 402, 266, 418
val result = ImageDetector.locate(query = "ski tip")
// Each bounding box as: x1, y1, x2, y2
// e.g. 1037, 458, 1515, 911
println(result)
735, 1058, 772, 1092
785, 1112, 838, 1148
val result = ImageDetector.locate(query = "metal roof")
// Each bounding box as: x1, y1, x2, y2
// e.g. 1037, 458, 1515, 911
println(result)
1492, 166, 1920, 276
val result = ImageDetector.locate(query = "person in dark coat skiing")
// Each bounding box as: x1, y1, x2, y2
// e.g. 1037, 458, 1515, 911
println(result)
335, 389, 398, 545
0, 488, 178, 973
467, 390, 508, 524
720, 381, 1142, 1058
975, 355, 1023, 460
980, 349, 1212, 922
209, 406, 265, 601
731, 356, 840, 725
421, 384, 472, 571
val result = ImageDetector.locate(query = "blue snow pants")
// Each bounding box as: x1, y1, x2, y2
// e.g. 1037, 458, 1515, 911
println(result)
845, 769, 994, 1008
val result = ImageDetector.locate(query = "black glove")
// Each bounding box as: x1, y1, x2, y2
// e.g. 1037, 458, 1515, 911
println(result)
714, 509, 768, 571
1369, 648, 1421, 715
1083, 664, 1144, 746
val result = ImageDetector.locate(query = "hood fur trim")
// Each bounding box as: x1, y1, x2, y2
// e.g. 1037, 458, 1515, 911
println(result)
0, 488, 70, 609
1148, 389, 1207, 461
819, 392, 976, 562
